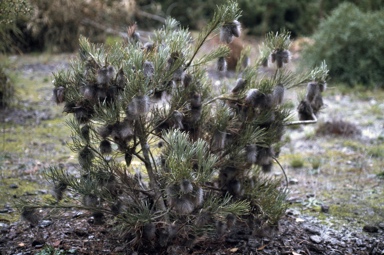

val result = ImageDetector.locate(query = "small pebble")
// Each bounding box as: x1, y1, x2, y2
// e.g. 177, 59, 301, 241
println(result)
39, 220, 52, 228
310, 235, 323, 244
321, 205, 330, 213
9, 184, 18, 189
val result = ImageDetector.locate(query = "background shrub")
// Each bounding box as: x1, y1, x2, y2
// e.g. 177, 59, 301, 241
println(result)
155, 0, 383, 37
300, 3, 384, 87
0, 65, 15, 109
10, 0, 136, 53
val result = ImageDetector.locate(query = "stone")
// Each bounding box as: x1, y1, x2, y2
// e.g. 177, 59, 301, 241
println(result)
9, 184, 18, 189
363, 225, 379, 233
321, 204, 330, 213
310, 235, 323, 244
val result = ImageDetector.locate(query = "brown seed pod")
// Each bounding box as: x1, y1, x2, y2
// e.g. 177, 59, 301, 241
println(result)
297, 99, 315, 121
53, 86, 65, 104
99, 140, 112, 154
217, 57, 227, 72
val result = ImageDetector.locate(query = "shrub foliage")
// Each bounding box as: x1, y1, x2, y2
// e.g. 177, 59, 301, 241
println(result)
21, 1, 328, 251
300, 3, 384, 87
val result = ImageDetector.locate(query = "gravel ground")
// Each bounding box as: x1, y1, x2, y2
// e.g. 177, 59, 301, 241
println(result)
1, 53, 383, 255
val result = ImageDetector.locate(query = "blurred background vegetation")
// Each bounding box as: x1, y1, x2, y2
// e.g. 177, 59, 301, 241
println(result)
0, 0, 383, 91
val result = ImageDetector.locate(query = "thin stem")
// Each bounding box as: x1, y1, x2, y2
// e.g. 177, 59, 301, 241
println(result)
273, 156, 288, 189
204, 95, 238, 106
185, 23, 221, 70
135, 118, 167, 212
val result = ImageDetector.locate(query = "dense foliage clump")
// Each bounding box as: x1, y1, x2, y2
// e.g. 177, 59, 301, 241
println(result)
300, 3, 384, 87
19, 1, 328, 251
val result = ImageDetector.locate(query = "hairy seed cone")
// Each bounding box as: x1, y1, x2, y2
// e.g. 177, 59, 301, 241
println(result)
220, 25, 233, 44
298, 99, 315, 121
306, 82, 319, 102
100, 140, 112, 154
232, 78, 246, 94
53, 86, 65, 104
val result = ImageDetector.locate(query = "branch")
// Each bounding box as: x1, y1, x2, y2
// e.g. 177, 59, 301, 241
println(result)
272, 156, 288, 189
204, 95, 238, 106
285, 114, 318, 126
81, 18, 153, 40
136, 9, 166, 23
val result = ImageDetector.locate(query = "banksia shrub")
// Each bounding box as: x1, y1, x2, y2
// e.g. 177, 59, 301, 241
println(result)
41, 1, 328, 251
300, 3, 384, 87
